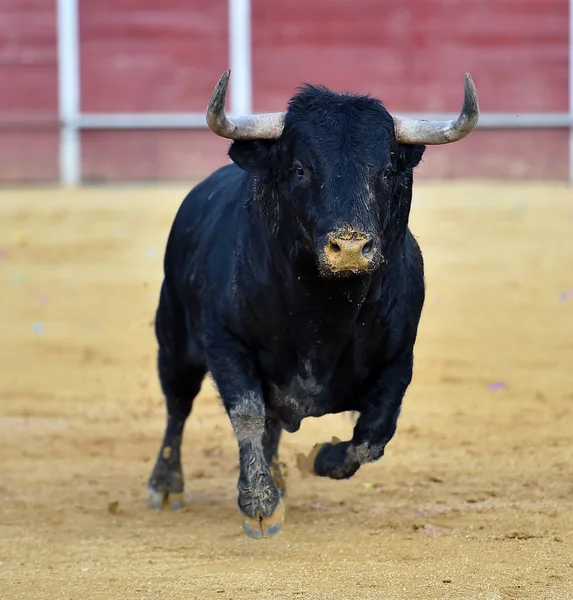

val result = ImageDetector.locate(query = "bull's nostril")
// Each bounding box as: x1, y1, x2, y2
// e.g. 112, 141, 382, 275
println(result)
362, 241, 373, 258
330, 243, 341, 253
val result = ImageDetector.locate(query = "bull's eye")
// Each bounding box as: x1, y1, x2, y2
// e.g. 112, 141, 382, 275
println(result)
293, 162, 305, 178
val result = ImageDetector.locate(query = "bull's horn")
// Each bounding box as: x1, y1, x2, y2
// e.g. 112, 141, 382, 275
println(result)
392, 74, 479, 145
206, 69, 285, 140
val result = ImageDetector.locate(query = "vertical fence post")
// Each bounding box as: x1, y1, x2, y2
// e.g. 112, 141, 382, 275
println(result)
57, 0, 81, 186
569, 0, 573, 185
228, 0, 252, 115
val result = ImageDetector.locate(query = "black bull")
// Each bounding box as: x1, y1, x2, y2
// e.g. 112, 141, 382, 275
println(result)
146, 71, 479, 538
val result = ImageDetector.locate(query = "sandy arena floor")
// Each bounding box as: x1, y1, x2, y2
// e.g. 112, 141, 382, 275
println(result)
0, 182, 572, 600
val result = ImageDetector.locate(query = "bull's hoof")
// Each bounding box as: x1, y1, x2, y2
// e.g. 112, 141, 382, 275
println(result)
296, 436, 342, 477
147, 489, 185, 511
241, 498, 285, 539
147, 453, 185, 510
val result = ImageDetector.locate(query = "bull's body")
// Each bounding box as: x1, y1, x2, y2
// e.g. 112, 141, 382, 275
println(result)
156, 162, 424, 432
147, 72, 478, 538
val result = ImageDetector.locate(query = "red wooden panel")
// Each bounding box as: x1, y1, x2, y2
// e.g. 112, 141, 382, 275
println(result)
79, 0, 228, 113
81, 129, 230, 181
252, 1, 412, 111
0, 131, 59, 182
416, 130, 568, 180
0, 0, 58, 119
252, 0, 568, 113
0, 0, 58, 181
405, 0, 568, 112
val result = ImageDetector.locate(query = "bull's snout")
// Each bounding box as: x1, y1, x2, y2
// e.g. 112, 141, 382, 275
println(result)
323, 231, 376, 273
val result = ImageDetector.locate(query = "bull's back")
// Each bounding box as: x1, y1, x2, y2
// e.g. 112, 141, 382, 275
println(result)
163, 163, 248, 288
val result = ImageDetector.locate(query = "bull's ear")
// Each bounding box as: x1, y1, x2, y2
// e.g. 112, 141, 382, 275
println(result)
228, 140, 275, 173
401, 144, 426, 171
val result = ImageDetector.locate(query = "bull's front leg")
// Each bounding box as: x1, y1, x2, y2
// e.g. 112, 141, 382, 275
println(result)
207, 335, 283, 539
298, 348, 414, 480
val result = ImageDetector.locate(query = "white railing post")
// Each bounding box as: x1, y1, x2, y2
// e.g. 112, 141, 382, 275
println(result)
228, 0, 252, 114
569, 0, 573, 185
57, 0, 81, 186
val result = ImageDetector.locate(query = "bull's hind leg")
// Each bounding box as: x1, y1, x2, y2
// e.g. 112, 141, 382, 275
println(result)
263, 418, 287, 497
147, 352, 205, 510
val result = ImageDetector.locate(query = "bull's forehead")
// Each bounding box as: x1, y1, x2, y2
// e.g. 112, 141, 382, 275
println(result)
287, 129, 390, 179
284, 84, 396, 165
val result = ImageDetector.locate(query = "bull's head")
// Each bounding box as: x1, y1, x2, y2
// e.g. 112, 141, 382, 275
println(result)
206, 70, 479, 277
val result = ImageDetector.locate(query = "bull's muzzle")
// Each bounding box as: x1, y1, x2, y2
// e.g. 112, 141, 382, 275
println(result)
323, 230, 376, 274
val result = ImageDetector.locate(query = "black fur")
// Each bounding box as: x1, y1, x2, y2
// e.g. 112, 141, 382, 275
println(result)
148, 84, 427, 523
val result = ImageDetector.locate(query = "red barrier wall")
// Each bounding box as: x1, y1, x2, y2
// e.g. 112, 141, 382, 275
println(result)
252, 0, 569, 180
0, 0, 59, 181
79, 0, 230, 182
1, 0, 569, 183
